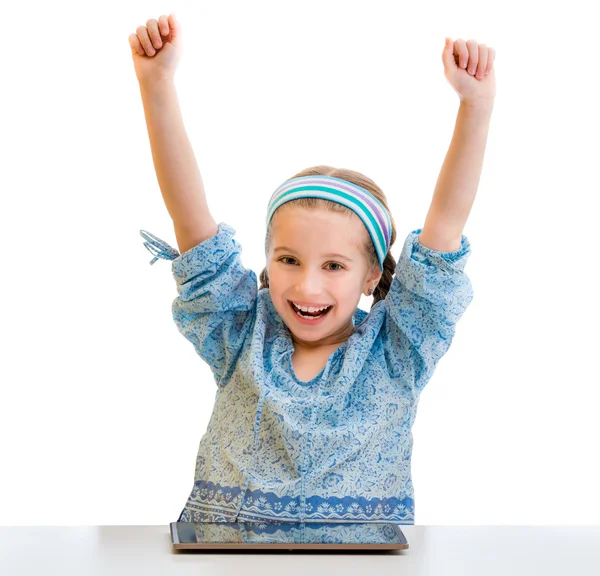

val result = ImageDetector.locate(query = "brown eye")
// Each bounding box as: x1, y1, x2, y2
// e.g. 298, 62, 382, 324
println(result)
327, 262, 344, 271
280, 257, 296, 265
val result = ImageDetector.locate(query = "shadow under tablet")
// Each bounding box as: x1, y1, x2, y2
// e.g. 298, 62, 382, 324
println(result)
170, 521, 409, 551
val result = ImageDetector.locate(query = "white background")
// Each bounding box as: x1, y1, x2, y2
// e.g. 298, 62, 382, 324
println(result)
1, 0, 599, 526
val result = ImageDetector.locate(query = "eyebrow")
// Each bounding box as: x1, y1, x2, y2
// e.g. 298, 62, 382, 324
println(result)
274, 246, 353, 262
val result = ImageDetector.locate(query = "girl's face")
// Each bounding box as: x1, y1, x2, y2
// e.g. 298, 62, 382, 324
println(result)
266, 205, 382, 349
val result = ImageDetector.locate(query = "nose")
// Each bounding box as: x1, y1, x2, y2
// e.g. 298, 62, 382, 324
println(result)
295, 269, 323, 297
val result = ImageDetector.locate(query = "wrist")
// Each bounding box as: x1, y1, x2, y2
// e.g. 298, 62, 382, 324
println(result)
138, 76, 176, 96
460, 97, 495, 111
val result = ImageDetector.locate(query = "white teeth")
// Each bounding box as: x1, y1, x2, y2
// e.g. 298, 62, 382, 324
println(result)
292, 302, 329, 313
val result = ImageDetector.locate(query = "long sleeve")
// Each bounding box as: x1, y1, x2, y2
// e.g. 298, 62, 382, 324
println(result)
141, 222, 258, 387
382, 227, 474, 396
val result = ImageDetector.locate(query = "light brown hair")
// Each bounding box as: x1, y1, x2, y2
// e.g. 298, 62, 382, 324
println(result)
259, 165, 397, 309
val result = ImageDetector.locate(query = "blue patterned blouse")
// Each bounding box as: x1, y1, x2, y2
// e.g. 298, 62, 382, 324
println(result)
140, 221, 474, 524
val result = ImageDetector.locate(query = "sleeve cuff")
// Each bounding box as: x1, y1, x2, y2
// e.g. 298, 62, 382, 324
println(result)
401, 227, 472, 273
140, 222, 239, 279
170, 222, 239, 284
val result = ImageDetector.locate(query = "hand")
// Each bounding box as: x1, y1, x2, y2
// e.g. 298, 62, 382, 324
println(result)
442, 38, 496, 104
128, 13, 182, 86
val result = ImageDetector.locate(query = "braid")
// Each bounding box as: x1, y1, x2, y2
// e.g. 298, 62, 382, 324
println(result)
259, 267, 269, 290
371, 251, 397, 307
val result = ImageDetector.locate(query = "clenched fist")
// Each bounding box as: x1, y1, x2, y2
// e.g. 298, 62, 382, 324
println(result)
128, 13, 183, 86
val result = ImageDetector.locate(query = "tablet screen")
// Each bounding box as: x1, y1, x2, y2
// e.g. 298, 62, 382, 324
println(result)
171, 521, 406, 547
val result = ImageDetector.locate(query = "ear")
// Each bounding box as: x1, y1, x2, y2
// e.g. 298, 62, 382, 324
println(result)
365, 265, 383, 295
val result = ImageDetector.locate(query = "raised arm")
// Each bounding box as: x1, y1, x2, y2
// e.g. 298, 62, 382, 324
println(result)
419, 37, 496, 252
130, 13, 218, 255
139, 81, 218, 254
419, 100, 493, 251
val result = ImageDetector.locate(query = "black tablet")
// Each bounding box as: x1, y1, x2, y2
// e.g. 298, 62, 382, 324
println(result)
170, 521, 408, 551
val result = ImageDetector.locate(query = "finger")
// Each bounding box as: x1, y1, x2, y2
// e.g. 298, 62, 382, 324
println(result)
485, 47, 495, 75
145, 18, 163, 50
466, 39, 479, 75
136, 25, 156, 56
158, 14, 170, 37
168, 13, 180, 40
454, 38, 469, 69
129, 33, 144, 56
476, 45, 488, 79
442, 37, 457, 70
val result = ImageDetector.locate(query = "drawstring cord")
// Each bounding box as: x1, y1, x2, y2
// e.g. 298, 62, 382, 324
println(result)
139, 230, 181, 265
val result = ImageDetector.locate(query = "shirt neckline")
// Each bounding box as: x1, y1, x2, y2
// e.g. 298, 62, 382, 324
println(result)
285, 340, 349, 386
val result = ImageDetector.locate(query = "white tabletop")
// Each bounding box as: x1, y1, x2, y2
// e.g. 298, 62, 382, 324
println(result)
1, 526, 599, 575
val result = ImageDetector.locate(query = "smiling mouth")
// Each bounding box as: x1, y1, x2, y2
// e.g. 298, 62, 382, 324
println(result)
288, 301, 333, 319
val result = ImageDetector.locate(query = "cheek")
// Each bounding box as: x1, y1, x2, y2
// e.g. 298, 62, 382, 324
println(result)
266, 270, 286, 302
339, 288, 361, 306
336, 275, 362, 292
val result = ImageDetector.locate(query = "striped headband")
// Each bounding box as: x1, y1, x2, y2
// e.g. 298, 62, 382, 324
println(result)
266, 175, 392, 270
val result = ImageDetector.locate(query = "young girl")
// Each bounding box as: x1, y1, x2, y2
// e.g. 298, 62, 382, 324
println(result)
130, 14, 495, 524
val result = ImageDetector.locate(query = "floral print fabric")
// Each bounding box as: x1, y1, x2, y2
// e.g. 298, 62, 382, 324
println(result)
141, 221, 473, 524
